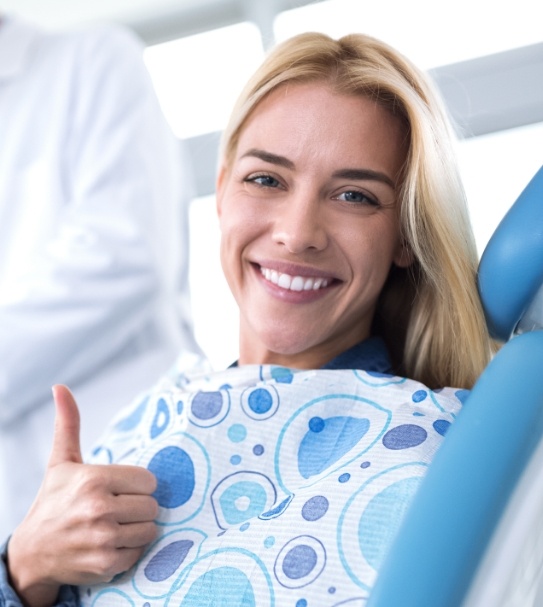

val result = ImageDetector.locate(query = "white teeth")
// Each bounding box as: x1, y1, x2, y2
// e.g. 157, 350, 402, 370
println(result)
278, 273, 291, 289
260, 267, 330, 292
290, 276, 304, 292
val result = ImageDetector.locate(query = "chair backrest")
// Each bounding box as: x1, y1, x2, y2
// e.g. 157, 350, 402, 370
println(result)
478, 165, 543, 340
366, 165, 543, 607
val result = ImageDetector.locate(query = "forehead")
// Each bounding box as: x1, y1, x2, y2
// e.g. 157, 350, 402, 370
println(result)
234, 82, 407, 177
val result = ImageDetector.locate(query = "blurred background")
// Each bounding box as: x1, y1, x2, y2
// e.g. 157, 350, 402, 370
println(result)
5, 0, 542, 369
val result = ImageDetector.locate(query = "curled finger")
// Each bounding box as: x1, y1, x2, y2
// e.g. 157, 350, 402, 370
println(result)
114, 494, 159, 524
117, 520, 158, 549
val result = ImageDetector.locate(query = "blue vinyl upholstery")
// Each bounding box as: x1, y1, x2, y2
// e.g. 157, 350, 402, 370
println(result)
479, 166, 543, 340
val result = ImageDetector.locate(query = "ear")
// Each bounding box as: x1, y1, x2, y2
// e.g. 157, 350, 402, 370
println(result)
215, 165, 227, 219
393, 239, 414, 268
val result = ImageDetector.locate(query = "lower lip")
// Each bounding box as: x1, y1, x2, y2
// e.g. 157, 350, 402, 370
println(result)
253, 264, 337, 304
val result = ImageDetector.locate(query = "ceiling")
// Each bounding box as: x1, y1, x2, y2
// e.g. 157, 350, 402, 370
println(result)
1, 0, 203, 31
3, 0, 543, 143
1, 0, 320, 44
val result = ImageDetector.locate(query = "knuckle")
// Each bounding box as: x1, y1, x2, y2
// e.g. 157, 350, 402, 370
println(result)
80, 495, 113, 521
89, 555, 118, 580
76, 467, 107, 497
86, 523, 117, 550
91, 548, 142, 581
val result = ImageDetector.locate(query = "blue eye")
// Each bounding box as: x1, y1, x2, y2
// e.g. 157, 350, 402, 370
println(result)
246, 174, 281, 188
337, 190, 378, 206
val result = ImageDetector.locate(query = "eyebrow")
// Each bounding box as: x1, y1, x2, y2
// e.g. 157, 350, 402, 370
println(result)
241, 148, 396, 189
332, 168, 396, 189
241, 148, 295, 170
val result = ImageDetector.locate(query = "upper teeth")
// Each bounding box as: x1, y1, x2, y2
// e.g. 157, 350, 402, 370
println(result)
260, 267, 329, 291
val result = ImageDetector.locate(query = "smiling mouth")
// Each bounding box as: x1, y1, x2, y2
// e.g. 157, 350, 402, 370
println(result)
259, 266, 332, 291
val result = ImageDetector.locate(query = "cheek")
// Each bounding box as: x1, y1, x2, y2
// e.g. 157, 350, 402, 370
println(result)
218, 212, 235, 283
347, 224, 401, 280
218, 207, 255, 279
221, 195, 268, 247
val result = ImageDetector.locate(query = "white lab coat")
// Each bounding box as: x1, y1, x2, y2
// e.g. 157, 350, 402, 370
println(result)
0, 16, 202, 537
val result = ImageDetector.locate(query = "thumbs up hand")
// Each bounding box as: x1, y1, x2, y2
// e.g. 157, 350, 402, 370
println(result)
48, 383, 84, 466
7, 386, 159, 607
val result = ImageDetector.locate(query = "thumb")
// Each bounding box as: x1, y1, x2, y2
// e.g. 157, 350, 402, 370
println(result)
49, 384, 83, 466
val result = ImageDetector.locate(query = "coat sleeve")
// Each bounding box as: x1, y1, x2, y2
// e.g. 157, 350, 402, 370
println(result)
0, 24, 195, 426
0, 540, 79, 607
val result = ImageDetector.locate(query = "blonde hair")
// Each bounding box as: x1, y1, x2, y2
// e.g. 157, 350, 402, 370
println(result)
220, 32, 493, 389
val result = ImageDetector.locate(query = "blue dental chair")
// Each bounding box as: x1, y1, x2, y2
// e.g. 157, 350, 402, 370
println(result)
367, 166, 543, 607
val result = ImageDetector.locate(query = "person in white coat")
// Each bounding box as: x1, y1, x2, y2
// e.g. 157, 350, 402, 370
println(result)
0, 14, 202, 538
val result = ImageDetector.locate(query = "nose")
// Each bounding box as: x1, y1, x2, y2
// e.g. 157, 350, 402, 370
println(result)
272, 190, 328, 254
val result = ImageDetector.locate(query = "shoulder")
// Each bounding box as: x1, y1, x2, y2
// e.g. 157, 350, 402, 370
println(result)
44, 23, 153, 103
4, 18, 148, 88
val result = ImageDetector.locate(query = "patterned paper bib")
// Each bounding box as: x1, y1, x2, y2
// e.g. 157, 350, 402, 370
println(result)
79, 360, 465, 607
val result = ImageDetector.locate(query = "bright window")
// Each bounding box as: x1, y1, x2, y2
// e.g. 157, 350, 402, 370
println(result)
275, 0, 543, 69
144, 22, 264, 139
458, 123, 543, 256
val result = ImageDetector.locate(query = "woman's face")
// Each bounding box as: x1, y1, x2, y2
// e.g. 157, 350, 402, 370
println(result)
217, 82, 411, 368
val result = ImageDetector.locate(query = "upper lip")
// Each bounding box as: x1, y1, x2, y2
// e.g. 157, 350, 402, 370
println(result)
251, 260, 340, 281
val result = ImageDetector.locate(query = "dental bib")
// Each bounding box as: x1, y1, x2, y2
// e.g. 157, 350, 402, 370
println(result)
80, 356, 464, 606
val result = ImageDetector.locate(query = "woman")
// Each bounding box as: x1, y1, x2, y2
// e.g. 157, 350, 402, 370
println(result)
2, 32, 492, 607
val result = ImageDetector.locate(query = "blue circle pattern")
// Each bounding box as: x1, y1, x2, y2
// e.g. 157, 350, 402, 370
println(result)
433, 419, 452, 436
274, 535, 326, 589
241, 385, 280, 421
228, 423, 247, 443
168, 548, 274, 607
301, 496, 329, 522
181, 566, 256, 606
249, 389, 273, 414
271, 367, 294, 384
283, 545, 317, 579
192, 391, 222, 420
308, 416, 325, 432
412, 389, 428, 403
149, 446, 195, 509
80, 366, 463, 606
211, 471, 277, 531
382, 424, 427, 450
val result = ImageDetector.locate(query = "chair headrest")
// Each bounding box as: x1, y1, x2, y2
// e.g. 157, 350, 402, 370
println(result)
478, 166, 543, 341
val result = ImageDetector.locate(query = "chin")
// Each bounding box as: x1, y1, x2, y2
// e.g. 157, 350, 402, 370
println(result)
258, 331, 322, 360
241, 315, 328, 363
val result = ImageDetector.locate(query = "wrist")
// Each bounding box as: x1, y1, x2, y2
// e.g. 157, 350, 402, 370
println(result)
6, 532, 60, 607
